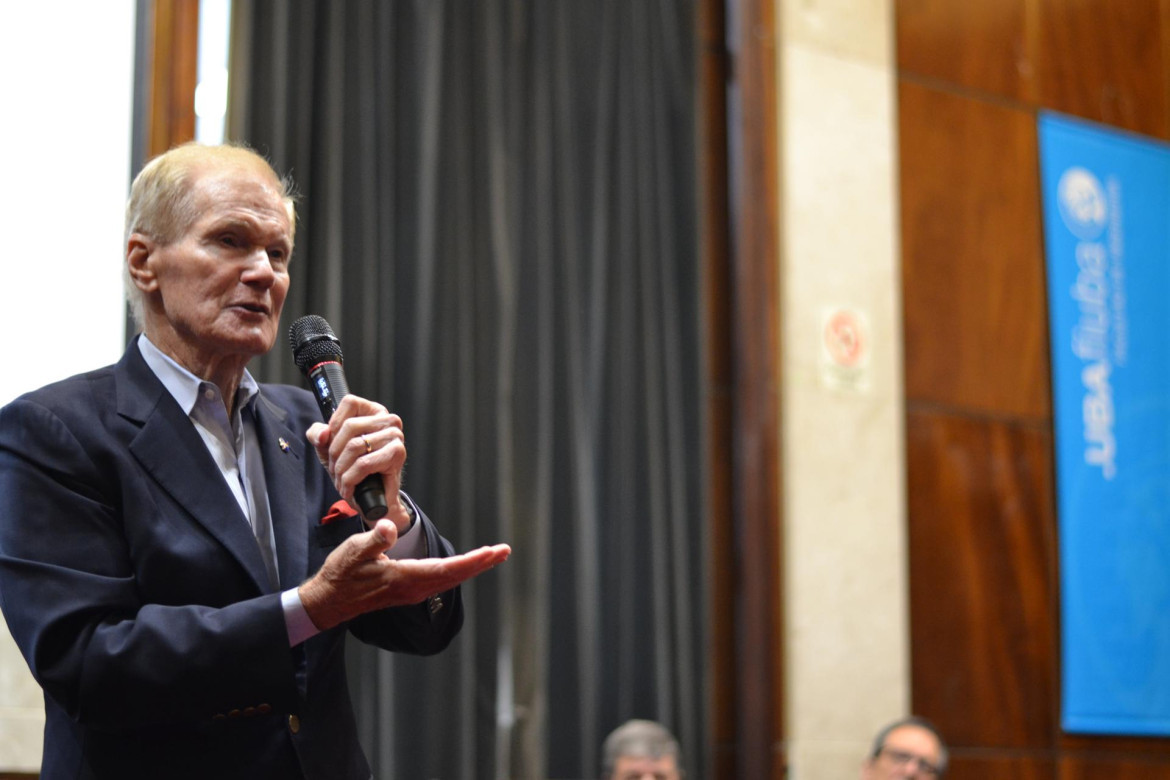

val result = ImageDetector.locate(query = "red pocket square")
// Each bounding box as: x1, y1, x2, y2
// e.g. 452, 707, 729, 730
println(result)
321, 500, 359, 525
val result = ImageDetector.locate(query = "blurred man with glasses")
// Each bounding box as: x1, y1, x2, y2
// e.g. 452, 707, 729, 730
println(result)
861, 716, 948, 779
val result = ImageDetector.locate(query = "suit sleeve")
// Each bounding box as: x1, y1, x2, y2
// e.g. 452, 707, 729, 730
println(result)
0, 397, 299, 731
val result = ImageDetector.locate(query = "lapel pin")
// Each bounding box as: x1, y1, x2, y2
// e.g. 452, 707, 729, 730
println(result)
278, 437, 290, 452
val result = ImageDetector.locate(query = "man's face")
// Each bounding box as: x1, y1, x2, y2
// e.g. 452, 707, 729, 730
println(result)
611, 754, 681, 780
860, 725, 943, 780
132, 161, 292, 370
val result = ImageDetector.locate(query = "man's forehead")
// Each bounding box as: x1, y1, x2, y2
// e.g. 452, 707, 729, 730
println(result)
884, 725, 941, 755
189, 161, 282, 198
186, 166, 291, 228
614, 753, 679, 772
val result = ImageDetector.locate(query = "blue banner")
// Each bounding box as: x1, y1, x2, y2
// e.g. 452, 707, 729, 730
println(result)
1039, 112, 1170, 736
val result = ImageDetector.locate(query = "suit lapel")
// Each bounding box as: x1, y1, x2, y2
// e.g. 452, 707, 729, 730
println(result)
116, 344, 275, 594
253, 393, 309, 590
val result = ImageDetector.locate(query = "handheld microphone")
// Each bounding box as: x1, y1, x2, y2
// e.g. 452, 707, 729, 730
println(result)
289, 314, 388, 521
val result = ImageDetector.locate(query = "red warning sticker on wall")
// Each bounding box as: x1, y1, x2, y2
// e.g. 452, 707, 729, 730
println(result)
820, 307, 871, 391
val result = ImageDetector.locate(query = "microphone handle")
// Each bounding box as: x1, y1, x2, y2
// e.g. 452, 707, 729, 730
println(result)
306, 361, 389, 520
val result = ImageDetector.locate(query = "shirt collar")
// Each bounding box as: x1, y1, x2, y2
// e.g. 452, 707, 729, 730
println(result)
137, 334, 260, 416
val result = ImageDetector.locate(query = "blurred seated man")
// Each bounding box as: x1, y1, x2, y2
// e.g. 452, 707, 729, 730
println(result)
601, 719, 683, 780
861, 716, 948, 779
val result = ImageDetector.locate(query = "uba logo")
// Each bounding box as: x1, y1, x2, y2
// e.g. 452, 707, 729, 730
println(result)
1057, 166, 1108, 241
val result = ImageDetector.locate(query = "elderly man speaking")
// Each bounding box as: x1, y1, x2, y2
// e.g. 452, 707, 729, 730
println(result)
0, 143, 509, 779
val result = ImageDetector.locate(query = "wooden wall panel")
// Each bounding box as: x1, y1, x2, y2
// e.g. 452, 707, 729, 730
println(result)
1059, 755, 1170, 778
704, 0, 782, 776
945, 755, 1055, 780
147, 0, 199, 157
899, 80, 1051, 419
906, 410, 1058, 748
1060, 734, 1170, 762
898, 0, 1170, 774
897, 0, 1032, 102
698, 0, 737, 776
899, 0, 1170, 140
1034, 0, 1169, 140
727, 0, 784, 777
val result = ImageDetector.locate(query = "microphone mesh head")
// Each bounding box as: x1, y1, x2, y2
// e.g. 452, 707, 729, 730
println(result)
289, 315, 344, 375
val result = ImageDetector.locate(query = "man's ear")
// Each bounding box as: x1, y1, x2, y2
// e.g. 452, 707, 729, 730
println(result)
126, 233, 158, 293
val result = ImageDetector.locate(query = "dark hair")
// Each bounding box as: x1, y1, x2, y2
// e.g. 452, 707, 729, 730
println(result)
869, 716, 948, 775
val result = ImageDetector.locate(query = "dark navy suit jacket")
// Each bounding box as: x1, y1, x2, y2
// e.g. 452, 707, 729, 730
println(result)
0, 341, 462, 779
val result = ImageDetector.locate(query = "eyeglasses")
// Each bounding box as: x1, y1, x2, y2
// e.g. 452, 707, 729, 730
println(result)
879, 747, 942, 777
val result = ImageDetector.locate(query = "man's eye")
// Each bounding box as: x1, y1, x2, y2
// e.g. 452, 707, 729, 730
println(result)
220, 234, 241, 248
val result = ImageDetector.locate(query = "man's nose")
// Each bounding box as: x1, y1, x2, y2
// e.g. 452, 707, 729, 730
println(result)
241, 250, 276, 285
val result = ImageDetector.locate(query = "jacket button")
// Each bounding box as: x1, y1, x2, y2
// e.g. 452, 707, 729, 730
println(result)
289, 714, 301, 733
258, 703, 272, 714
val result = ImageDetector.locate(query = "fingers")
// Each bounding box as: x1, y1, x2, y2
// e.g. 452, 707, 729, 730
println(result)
326, 395, 400, 442
306, 395, 406, 503
408, 544, 512, 584
306, 422, 330, 466
363, 518, 399, 550
299, 520, 401, 630
299, 541, 511, 631
321, 520, 400, 576
375, 544, 513, 607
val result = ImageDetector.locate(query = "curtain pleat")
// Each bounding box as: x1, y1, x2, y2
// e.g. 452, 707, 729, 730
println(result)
229, 2, 704, 777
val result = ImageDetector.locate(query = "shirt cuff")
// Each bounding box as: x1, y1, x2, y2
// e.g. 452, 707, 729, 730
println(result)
383, 492, 427, 560
282, 588, 320, 647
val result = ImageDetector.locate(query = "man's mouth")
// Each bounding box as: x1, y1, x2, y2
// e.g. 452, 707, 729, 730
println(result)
232, 302, 270, 315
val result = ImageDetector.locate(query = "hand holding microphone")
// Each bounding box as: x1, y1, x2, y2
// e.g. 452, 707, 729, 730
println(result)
290, 314, 513, 629
290, 315, 403, 526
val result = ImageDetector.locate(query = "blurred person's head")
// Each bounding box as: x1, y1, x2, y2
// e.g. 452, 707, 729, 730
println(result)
601, 719, 683, 780
861, 717, 947, 779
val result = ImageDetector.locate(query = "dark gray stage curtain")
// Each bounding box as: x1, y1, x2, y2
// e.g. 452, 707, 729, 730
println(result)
229, 2, 704, 777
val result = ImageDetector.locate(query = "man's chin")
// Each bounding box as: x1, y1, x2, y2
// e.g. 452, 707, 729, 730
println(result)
212, 329, 278, 360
